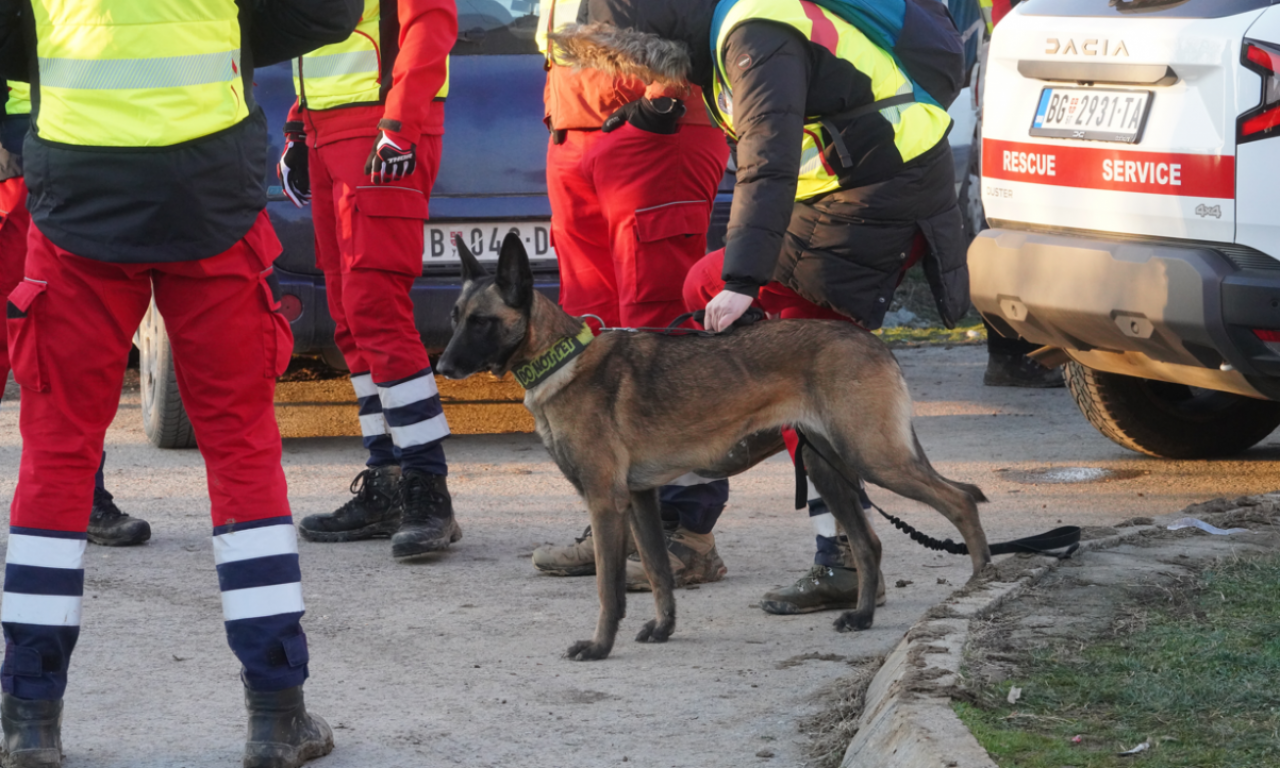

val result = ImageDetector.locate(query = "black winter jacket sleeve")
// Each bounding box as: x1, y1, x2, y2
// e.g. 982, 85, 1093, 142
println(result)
245, 0, 363, 67
719, 22, 812, 297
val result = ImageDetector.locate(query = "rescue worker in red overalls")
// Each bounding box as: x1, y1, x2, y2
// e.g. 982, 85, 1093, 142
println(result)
528, 0, 736, 589
0, 83, 151, 549
277, 0, 462, 560
0, 2, 359, 765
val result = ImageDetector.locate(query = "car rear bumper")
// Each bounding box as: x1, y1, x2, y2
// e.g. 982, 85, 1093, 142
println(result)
969, 227, 1280, 400
276, 267, 561, 359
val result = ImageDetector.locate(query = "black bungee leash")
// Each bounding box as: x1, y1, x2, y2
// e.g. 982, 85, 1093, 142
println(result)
792, 428, 1081, 559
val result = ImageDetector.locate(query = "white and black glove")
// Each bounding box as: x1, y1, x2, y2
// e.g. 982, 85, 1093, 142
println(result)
365, 119, 416, 184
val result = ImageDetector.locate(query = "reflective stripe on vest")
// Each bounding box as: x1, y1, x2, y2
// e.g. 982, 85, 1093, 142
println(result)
712, 0, 952, 201
6, 81, 29, 116
32, 0, 248, 148
295, 0, 448, 111
537, 0, 584, 66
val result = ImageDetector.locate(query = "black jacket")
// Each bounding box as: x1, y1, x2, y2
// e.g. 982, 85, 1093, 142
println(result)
0, 0, 361, 263
578, 0, 969, 328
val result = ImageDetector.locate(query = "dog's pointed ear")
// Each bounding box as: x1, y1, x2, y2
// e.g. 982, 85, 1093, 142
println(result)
495, 231, 533, 310
456, 236, 488, 283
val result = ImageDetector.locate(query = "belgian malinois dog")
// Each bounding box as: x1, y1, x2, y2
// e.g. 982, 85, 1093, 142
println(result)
437, 233, 991, 661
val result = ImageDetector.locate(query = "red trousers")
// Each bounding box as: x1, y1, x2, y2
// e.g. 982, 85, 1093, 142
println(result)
7, 213, 292, 532
310, 134, 442, 382
548, 123, 729, 329
0, 176, 30, 386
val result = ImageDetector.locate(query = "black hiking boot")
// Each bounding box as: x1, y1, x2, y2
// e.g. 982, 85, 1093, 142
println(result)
983, 352, 1065, 388
390, 471, 461, 559
0, 694, 62, 768
242, 685, 333, 768
299, 466, 401, 542
87, 487, 151, 547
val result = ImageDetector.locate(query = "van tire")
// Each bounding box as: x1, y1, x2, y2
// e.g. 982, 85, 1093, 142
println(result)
1064, 361, 1280, 458
138, 301, 197, 449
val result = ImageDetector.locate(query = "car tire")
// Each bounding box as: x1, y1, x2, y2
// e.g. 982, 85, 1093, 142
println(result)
137, 300, 197, 449
1064, 361, 1280, 459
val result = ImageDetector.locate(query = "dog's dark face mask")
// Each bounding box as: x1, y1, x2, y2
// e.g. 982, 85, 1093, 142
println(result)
437, 234, 533, 380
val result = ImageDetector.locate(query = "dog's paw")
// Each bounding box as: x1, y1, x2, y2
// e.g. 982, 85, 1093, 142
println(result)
634, 619, 674, 643
833, 609, 874, 633
565, 640, 612, 661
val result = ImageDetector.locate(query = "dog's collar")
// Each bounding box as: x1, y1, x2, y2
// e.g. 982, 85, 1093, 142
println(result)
512, 323, 594, 389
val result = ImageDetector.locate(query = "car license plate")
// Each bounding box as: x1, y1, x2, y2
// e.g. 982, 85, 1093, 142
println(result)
424, 221, 555, 264
1029, 87, 1152, 144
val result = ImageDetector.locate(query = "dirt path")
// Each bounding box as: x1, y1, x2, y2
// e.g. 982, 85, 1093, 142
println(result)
2, 347, 1280, 767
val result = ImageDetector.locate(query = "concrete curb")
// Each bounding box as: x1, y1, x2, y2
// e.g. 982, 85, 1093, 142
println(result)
839, 524, 1157, 768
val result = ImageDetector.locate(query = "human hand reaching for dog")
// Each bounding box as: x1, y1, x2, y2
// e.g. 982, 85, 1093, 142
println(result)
703, 290, 757, 332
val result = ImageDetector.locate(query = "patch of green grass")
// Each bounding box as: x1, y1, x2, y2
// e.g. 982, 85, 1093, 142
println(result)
955, 555, 1280, 768
873, 321, 985, 348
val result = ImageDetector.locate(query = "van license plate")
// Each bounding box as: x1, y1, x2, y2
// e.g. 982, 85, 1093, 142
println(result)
1030, 87, 1152, 144
424, 221, 555, 263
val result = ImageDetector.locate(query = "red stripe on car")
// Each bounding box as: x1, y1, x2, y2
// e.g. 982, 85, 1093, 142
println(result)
982, 139, 1235, 200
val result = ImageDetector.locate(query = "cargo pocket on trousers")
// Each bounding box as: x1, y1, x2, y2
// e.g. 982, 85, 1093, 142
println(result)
352, 185, 430, 276
626, 200, 711, 305
258, 267, 294, 379
6, 278, 48, 392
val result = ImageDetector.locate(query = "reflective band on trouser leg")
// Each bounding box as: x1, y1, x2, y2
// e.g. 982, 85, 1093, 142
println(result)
807, 478, 838, 538
377, 369, 449, 475
214, 517, 309, 692
352, 371, 397, 467
1, 530, 86, 699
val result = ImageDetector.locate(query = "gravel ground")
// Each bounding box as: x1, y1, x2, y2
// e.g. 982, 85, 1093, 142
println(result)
2, 345, 1279, 767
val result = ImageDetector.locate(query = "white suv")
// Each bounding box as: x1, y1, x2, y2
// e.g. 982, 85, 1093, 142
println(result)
970, 0, 1280, 458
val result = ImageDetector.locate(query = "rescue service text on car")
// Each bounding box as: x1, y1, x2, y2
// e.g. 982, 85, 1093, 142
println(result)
969, 0, 1280, 459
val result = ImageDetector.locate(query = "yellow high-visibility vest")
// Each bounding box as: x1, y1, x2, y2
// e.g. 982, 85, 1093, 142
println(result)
712, 0, 953, 201
980, 0, 994, 33
537, 0, 583, 66
5, 82, 29, 116
294, 0, 448, 111
31, 0, 249, 147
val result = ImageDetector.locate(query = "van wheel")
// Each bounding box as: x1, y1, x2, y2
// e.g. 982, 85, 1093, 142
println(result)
1064, 361, 1280, 458
137, 300, 197, 449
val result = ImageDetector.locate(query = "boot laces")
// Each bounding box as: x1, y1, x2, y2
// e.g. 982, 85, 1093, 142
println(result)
348, 468, 391, 502
574, 525, 592, 544
398, 472, 446, 523
91, 486, 128, 522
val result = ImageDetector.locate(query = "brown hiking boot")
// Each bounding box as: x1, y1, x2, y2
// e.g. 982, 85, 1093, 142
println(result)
759, 563, 887, 615
625, 527, 726, 592
531, 526, 597, 576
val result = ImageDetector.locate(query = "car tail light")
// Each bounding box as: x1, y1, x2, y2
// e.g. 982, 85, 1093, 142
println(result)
1239, 40, 1280, 143
1252, 328, 1280, 343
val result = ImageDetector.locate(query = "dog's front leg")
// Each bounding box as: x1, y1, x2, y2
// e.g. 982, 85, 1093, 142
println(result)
566, 491, 629, 661
629, 489, 675, 643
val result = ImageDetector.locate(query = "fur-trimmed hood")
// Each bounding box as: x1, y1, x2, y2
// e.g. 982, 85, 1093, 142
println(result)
547, 0, 719, 88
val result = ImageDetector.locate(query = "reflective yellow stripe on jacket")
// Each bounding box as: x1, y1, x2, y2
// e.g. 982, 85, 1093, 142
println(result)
5, 81, 29, 116
713, 0, 952, 201
33, 0, 248, 147
295, 0, 448, 111
537, 0, 583, 66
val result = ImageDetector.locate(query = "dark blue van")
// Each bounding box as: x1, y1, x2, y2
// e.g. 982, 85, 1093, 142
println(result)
136, 0, 735, 447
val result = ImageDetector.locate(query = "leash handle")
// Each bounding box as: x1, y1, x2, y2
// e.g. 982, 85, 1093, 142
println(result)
666, 307, 765, 331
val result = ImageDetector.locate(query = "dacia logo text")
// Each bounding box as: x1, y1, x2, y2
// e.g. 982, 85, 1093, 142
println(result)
1045, 38, 1129, 57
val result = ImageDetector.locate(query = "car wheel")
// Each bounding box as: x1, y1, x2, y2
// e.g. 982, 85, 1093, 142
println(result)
137, 300, 197, 449
1064, 361, 1280, 459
